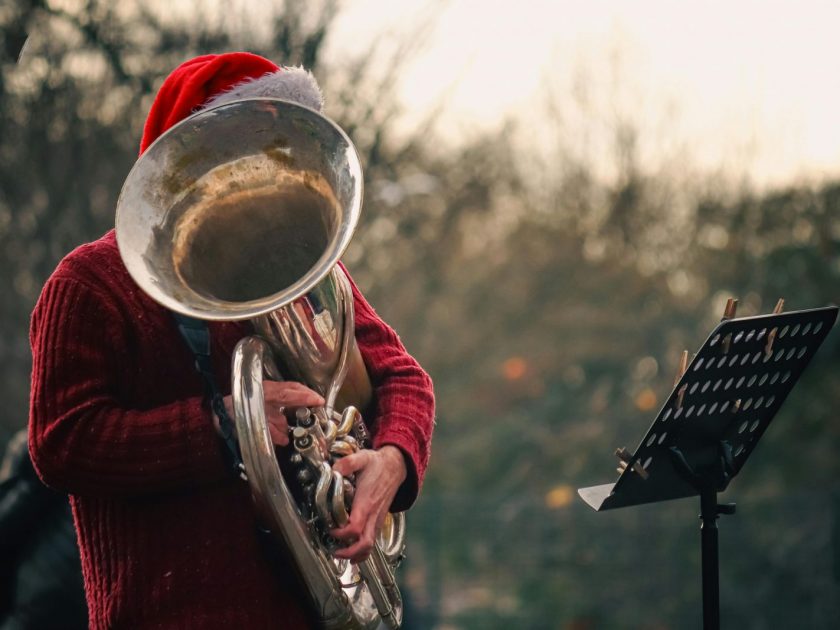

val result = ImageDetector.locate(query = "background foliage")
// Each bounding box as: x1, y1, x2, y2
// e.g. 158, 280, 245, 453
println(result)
2, 1, 839, 628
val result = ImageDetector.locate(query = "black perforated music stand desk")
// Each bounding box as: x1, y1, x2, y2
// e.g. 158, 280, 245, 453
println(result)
578, 306, 838, 630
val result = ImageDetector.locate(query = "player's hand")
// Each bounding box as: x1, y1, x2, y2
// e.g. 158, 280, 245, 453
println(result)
330, 445, 407, 562
216, 381, 324, 446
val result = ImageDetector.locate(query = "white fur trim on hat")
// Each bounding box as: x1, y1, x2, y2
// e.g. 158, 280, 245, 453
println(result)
202, 66, 324, 112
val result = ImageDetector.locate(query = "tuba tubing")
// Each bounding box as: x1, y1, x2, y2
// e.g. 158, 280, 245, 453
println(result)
233, 336, 372, 629
233, 333, 403, 629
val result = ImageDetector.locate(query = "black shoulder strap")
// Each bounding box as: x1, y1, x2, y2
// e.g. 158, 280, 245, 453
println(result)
172, 313, 246, 480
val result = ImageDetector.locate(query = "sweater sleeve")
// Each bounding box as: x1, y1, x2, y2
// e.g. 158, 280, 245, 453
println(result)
341, 265, 435, 512
28, 275, 230, 497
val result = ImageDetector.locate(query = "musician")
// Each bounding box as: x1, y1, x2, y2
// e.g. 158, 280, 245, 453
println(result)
28, 52, 435, 629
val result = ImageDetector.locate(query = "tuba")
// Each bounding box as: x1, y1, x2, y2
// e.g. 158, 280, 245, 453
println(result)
115, 99, 405, 629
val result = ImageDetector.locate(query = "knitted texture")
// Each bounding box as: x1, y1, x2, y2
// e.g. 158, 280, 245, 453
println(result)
29, 230, 435, 629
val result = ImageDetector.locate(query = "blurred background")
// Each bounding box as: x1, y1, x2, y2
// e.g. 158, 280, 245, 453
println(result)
2, 0, 840, 628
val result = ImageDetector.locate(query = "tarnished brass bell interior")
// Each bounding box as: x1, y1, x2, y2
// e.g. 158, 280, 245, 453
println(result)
171, 166, 340, 303
116, 99, 363, 321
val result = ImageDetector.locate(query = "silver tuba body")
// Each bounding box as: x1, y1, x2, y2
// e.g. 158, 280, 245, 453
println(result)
115, 99, 405, 629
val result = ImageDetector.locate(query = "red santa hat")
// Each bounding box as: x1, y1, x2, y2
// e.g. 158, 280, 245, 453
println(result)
139, 52, 324, 154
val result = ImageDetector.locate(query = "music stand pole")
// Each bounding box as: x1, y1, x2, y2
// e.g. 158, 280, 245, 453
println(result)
670, 441, 738, 630
700, 486, 721, 630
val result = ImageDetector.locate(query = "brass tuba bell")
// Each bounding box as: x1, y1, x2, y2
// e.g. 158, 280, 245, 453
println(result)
115, 98, 405, 629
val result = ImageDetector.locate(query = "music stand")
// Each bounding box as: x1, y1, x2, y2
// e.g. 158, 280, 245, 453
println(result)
578, 306, 838, 630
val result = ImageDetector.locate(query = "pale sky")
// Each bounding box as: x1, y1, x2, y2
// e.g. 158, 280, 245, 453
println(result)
327, 0, 840, 186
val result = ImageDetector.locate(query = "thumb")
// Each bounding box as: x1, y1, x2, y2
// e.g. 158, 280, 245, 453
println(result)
332, 451, 370, 477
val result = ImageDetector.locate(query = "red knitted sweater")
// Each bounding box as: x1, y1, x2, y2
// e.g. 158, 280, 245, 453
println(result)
28, 229, 434, 629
